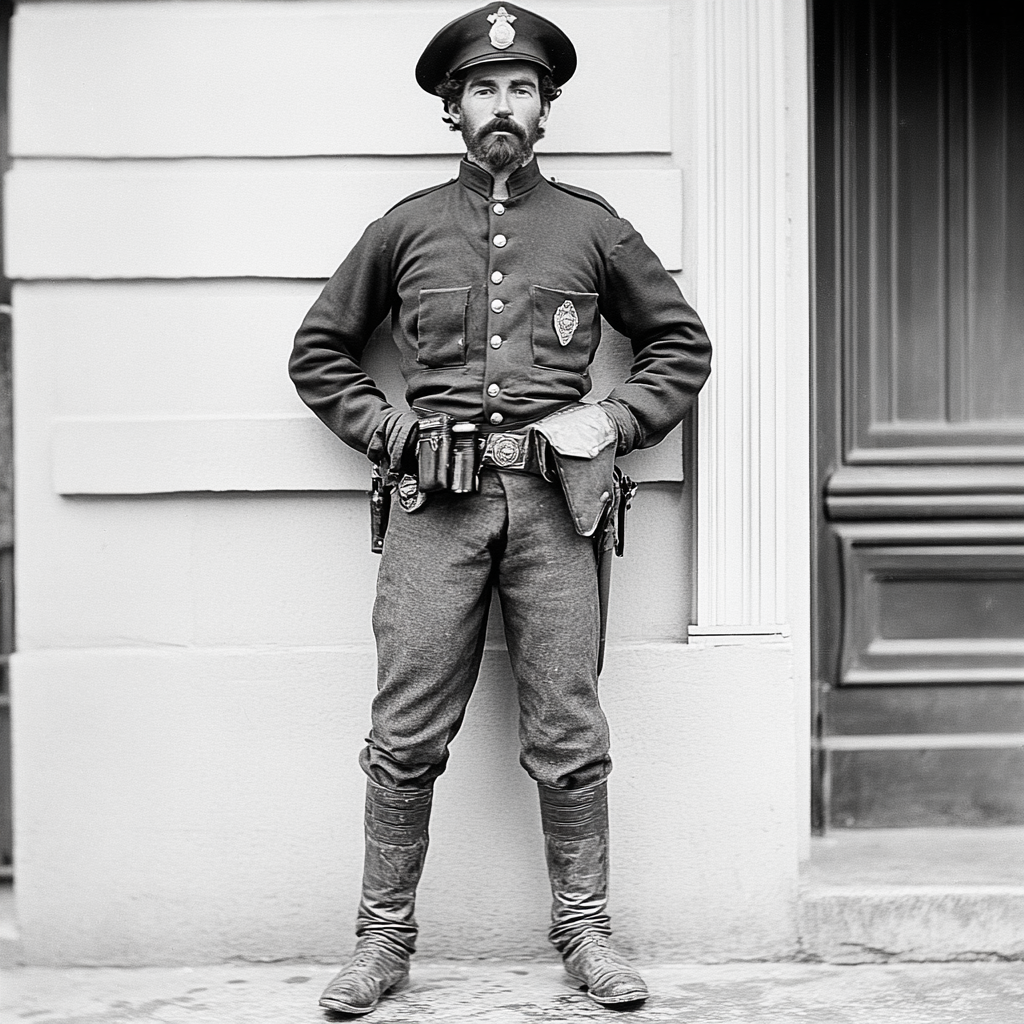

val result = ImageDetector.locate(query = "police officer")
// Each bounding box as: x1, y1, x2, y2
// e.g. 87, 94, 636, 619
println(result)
290, 3, 711, 1014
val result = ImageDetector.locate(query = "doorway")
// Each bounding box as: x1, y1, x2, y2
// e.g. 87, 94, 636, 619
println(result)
812, 0, 1024, 829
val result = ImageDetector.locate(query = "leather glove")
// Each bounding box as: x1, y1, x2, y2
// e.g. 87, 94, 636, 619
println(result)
368, 409, 420, 475
533, 402, 617, 459
598, 399, 642, 456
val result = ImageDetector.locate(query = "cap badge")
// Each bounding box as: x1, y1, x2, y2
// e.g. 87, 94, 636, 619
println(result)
487, 7, 517, 50
553, 301, 579, 346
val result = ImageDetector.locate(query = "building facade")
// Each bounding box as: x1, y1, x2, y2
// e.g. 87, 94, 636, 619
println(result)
8, 0, 817, 965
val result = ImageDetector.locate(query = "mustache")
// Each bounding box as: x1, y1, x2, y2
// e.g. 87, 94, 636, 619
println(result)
474, 118, 528, 142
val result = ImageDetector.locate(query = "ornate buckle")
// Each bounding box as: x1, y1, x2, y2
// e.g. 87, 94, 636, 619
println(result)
485, 432, 528, 469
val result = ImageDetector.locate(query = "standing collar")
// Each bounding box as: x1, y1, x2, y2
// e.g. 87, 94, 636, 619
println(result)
458, 157, 543, 199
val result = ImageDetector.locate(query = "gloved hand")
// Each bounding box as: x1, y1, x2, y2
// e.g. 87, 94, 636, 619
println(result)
368, 409, 420, 475
597, 399, 642, 456
533, 402, 617, 459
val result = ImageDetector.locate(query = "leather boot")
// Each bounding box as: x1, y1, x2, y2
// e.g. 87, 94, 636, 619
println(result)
539, 781, 648, 1007
319, 780, 432, 1015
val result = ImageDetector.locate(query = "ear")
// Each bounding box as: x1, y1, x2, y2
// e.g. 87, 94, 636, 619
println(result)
539, 99, 550, 127
447, 100, 463, 126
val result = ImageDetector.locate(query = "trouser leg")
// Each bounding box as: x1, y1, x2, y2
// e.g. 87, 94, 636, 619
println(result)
496, 471, 611, 790
493, 471, 644, 1006
363, 482, 506, 788
319, 780, 432, 1015
324, 480, 508, 1015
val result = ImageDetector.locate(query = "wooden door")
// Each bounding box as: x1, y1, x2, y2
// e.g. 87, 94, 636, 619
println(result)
813, 0, 1024, 828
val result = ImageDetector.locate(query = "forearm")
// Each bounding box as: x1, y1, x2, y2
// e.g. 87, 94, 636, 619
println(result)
604, 322, 712, 450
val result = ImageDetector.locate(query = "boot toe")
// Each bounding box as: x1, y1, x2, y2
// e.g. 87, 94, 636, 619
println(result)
585, 973, 649, 1006
318, 975, 379, 1015
318, 946, 409, 1015
564, 934, 649, 1007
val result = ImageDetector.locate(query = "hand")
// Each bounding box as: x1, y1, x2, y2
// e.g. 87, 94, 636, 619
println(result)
399, 422, 420, 475
597, 399, 641, 456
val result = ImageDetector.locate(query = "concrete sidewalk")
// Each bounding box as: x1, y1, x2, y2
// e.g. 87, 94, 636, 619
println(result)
4, 959, 1024, 1024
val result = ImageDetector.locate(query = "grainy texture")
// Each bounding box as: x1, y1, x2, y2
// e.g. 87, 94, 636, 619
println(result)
4, 961, 1024, 1024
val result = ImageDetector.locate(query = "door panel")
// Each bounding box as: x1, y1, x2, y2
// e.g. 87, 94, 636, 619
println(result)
813, 0, 1024, 828
843, 1, 1024, 458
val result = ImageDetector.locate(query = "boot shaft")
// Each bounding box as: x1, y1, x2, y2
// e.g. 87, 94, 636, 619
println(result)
538, 781, 612, 953
356, 780, 433, 954
538, 780, 609, 840
365, 778, 433, 844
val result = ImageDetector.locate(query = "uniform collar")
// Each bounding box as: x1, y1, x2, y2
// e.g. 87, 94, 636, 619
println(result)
459, 157, 543, 199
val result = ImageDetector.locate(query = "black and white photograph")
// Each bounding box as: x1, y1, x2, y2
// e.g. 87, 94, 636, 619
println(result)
0, 1, 1022, 1021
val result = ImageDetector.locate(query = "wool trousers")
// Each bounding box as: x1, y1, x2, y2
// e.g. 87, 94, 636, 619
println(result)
360, 469, 611, 791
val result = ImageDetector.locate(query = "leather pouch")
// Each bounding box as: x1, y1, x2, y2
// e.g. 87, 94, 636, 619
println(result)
416, 413, 453, 491
533, 404, 617, 537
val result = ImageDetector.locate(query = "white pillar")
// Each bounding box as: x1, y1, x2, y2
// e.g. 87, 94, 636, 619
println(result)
690, 0, 810, 641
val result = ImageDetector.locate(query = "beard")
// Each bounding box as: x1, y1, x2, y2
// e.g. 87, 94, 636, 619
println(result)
462, 116, 540, 173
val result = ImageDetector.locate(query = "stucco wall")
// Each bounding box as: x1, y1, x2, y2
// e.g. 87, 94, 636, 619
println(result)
13, 643, 798, 966
6, 0, 809, 965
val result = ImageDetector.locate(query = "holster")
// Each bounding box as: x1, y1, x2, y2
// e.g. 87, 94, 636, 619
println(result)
532, 404, 636, 676
532, 404, 618, 538
594, 468, 636, 675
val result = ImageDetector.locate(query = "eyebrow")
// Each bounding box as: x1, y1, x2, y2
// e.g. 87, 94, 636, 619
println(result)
469, 76, 538, 89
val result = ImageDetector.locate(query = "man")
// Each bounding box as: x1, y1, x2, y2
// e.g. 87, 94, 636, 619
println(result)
290, 3, 711, 1014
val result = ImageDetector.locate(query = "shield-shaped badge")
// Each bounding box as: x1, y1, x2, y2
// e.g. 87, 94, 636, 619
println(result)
553, 300, 579, 346
487, 7, 517, 50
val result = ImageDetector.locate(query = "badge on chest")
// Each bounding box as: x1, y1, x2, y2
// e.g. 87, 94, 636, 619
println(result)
553, 300, 579, 346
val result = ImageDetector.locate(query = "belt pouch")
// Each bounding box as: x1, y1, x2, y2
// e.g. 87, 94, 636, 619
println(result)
416, 413, 452, 491
450, 422, 480, 493
532, 405, 618, 538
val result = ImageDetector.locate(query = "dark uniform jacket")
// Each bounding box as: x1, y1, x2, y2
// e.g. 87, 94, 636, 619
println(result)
290, 157, 711, 464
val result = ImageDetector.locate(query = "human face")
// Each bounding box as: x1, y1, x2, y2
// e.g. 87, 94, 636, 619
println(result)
448, 62, 549, 173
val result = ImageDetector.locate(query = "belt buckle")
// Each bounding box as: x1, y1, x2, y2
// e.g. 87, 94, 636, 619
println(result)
487, 432, 528, 469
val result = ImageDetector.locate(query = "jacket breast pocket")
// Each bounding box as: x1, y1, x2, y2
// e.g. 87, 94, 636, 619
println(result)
531, 286, 599, 373
416, 287, 470, 368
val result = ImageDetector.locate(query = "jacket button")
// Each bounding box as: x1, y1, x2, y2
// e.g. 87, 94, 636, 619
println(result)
493, 234, 507, 247
489, 335, 503, 349
491, 271, 503, 284
489, 412, 504, 425
487, 383, 501, 397
493, 203, 505, 215
490, 299, 504, 313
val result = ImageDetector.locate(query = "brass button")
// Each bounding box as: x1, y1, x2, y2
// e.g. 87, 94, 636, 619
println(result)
489, 412, 504, 425
491, 271, 503, 284
489, 335, 503, 349
493, 234, 507, 247
490, 299, 504, 313
487, 383, 501, 397
493, 203, 505, 215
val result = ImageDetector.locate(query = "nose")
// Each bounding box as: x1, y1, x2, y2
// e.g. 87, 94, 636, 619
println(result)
493, 91, 512, 117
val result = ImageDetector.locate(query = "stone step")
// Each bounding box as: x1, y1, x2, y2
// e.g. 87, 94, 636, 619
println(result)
800, 827, 1024, 962
0, 883, 20, 969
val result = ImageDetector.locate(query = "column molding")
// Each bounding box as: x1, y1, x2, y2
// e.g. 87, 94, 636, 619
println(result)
690, 0, 810, 638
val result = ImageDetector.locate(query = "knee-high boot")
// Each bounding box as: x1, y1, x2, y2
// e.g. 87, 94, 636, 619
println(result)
539, 781, 648, 1007
319, 780, 432, 1015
